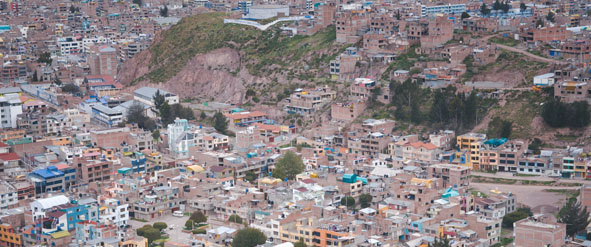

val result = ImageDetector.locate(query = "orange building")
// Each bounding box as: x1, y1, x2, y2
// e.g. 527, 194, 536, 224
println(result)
0, 223, 22, 247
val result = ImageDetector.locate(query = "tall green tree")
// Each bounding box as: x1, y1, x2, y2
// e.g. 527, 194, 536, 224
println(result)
232, 228, 267, 247
480, 4, 491, 15
546, 11, 555, 22
520, 2, 527, 12
228, 214, 243, 224
272, 151, 305, 180
461, 12, 470, 19
213, 111, 228, 134
359, 193, 373, 208
493, 0, 501, 10
244, 170, 257, 184
190, 211, 207, 224
160, 5, 168, 17
160, 102, 172, 125
341, 196, 355, 208
153, 90, 165, 110
502, 207, 532, 228
559, 199, 590, 239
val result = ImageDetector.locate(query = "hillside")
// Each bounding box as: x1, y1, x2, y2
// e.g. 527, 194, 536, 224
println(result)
118, 12, 344, 103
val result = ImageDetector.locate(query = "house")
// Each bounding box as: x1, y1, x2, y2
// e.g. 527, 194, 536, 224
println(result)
514, 215, 565, 247
133, 87, 179, 107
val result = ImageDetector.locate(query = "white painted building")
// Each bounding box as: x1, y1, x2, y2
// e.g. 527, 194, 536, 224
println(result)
133, 87, 179, 107
533, 73, 555, 86
0, 93, 22, 129
0, 182, 18, 209
168, 118, 191, 159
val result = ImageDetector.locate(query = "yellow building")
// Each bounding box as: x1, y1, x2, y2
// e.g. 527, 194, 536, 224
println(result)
278, 216, 354, 247
456, 133, 486, 169
120, 237, 148, 247
0, 223, 22, 247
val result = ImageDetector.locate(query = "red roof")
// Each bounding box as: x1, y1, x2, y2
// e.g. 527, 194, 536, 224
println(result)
0, 142, 7, 148
0, 153, 19, 161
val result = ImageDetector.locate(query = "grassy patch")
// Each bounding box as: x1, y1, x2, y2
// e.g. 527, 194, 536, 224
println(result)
131, 218, 148, 222
543, 189, 580, 197
487, 90, 544, 139
470, 189, 488, 198
489, 36, 519, 47
515, 173, 539, 177
137, 12, 343, 84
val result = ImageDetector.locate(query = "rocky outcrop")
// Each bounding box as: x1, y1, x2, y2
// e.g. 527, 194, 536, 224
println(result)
119, 47, 264, 104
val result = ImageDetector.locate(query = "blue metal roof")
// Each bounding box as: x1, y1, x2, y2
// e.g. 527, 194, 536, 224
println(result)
31, 166, 64, 179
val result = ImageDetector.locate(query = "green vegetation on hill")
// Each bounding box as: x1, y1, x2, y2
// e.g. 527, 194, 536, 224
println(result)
137, 12, 342, 83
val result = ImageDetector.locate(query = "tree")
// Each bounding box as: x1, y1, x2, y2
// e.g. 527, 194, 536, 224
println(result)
232, 228, 267, 247
244, 171, 257, 184
38, 52, 52, 65
294, 239, 307, 247
53, 78, 62, 86
461, 12, 470, 19
480, 4, 491, 15
152, 129, 160, 141
213, 111, 228, 134
153, 222, 168, 231
487, 117, 512, 139
190, 211, 207, 224
501, 1, 510, 13
542, 99, 590, 128
228, 214, 243, 224
127, 103, 155, 131
62, 83, 80, 94
160, 5, 168, 17
200, 111, 207, 120
32, 70, 38, 81
493, 0, 501, 10
137, 225, 161, 244
341, 196, 355, 208
502, 207, 533, 228
143, 227, 161, 244
359, 193, 373, 208
429, 237, 451, 247
559, 198, 590, 239
272, 151, 305, 180
245, 89, 256, 98
529, 138, 542, 155
546, 11, 555, 22
160, 102, 172, 124
132, 0, 142, 6
520, 2, 527, 12
153, 90, 165, 110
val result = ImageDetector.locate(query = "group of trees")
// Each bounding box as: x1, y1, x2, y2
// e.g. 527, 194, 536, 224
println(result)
61, 83, 81, 95
388, 82, 490, 131
542, 99, 590, 128
487, 117, 512, 139
559, 197, 590, 239
153, 90, 195, 126
213, 111, 229, 134
340, 193, 373, 209
38, 52, 52, 65
272, 151, 305, 181
492, 0, 511, 13
127, 104, 156, 131
502, 207, 533, 228
136, 223, 166, 244
185, 211, 207, 230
